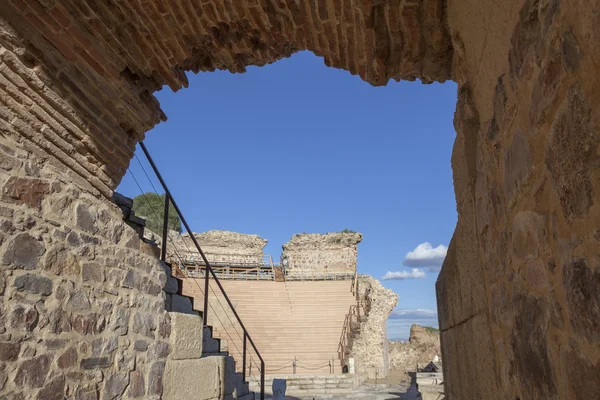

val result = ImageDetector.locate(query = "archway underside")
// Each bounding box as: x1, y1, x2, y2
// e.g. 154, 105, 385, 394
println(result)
0, 0, 451, 194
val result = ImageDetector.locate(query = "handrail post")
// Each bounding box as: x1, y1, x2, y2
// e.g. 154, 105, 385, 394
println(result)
161, 194, 169, 262
242, 332, 247, 382
203, 265, 209, 327
260, 359, 265, 400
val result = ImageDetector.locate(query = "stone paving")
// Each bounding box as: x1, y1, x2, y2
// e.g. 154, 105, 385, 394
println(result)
265, 383, 419, 400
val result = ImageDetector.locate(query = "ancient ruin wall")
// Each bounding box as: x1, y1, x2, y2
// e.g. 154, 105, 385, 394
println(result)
282, 232, 362, 277
436, 0, 600, 398
388, 325, 441, 382
173, 230, 267, 265
350, 275, 398, 380
0, 111, 171, 399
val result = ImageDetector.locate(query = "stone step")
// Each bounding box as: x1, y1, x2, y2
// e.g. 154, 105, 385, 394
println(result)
164, 355, 250, 399
166, 293, 201, 315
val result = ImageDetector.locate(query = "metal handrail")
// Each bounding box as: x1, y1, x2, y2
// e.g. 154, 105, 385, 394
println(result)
139, 142, 265, 400
337, 305, 359, 364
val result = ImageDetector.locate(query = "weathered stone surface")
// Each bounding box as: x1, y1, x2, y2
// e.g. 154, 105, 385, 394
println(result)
75, 387, 99, 400
0, 342, 21, 362
133, 340, 148, 352
109, 308, 130, 336
132, 312, 156, 338
81, 262, 105, 282
147, 361, 165, 396
504, 129, 531, 205
1, 233, 45, 270
13, 354, 51, 388
127, 370, 146, 398
1, 177, 50, 209
37, 376, 65, 400
545, 85, 597, 222
75, 203, 97, 233
71, 314, 105, 335
163, 357, 223, 399
57, 347, 78, 369
80, 357, 112, 370
564, 347, 600, 399
122, 270, 141, 290
351, 275, 398, 379
43, 247, 80, 276
102, 373, 129, 400
282, 232, 362, 278
388, 325, 441, 383
66, 290, 91, 310
512, 211, 546, 261
0, 150, 20, 171
10, 304, 39, 331
13, 274, 52, 295
168, 312, 203, 360
510, 295, 556, 399
562, 259, 600, 342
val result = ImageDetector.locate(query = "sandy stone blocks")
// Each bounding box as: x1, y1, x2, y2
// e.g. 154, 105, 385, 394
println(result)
168, 312, 204, 360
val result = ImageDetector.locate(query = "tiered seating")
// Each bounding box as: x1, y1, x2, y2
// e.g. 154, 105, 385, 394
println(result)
182, 279, 357, 376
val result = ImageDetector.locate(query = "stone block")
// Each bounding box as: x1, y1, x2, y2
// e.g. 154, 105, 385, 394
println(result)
163, 356, 227, 400
1, 233, 45, 270
168, 312, 204, 360
170, 294, 194, 314
163, 274, 179, 294
202, 327, 220, 354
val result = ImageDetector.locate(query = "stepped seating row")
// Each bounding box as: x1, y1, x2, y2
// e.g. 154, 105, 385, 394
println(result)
182, 279, 357, 375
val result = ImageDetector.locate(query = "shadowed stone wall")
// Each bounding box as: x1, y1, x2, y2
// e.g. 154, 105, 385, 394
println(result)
436, 0, 600, 398
0, 0, 597, 399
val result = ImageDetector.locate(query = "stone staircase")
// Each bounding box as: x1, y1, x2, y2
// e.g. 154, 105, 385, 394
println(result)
248, 374, 365, 396
183, 280, 358, 375
162, 271, 254, 399
111, 194, 255, 400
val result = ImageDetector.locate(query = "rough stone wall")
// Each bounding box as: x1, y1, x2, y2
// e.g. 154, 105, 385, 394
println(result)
172, 230, 267, 265
0, 25, 171, 399
351, 275, 398, 379
436, 0, 600, 399
388, 325, 441, 382
282, 232, 362, 277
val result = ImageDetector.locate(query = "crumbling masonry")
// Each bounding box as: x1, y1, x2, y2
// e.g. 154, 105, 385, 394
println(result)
0, 0, 598, 399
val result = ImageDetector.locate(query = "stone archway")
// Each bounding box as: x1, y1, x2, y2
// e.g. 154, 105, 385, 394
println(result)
0, 1, 598, 399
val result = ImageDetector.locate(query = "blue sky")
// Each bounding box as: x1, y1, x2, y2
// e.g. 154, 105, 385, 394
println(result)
118, 51, 458, 340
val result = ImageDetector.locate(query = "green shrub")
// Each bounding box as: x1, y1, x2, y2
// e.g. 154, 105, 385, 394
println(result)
132, 192, 182, 234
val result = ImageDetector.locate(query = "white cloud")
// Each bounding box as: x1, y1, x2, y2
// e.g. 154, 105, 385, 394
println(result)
403, 242, 447, 270
388, 309, 438, 320
382, 268, 426, 280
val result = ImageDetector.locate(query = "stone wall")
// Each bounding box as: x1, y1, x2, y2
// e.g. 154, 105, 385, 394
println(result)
172, 230, 267, 266
436, 0, 600, 398
350, 275, 398, 379
0, 139, 171, 398
388, 325, 441, 383
281, 232, 362, 278
0, 21, 172, 398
